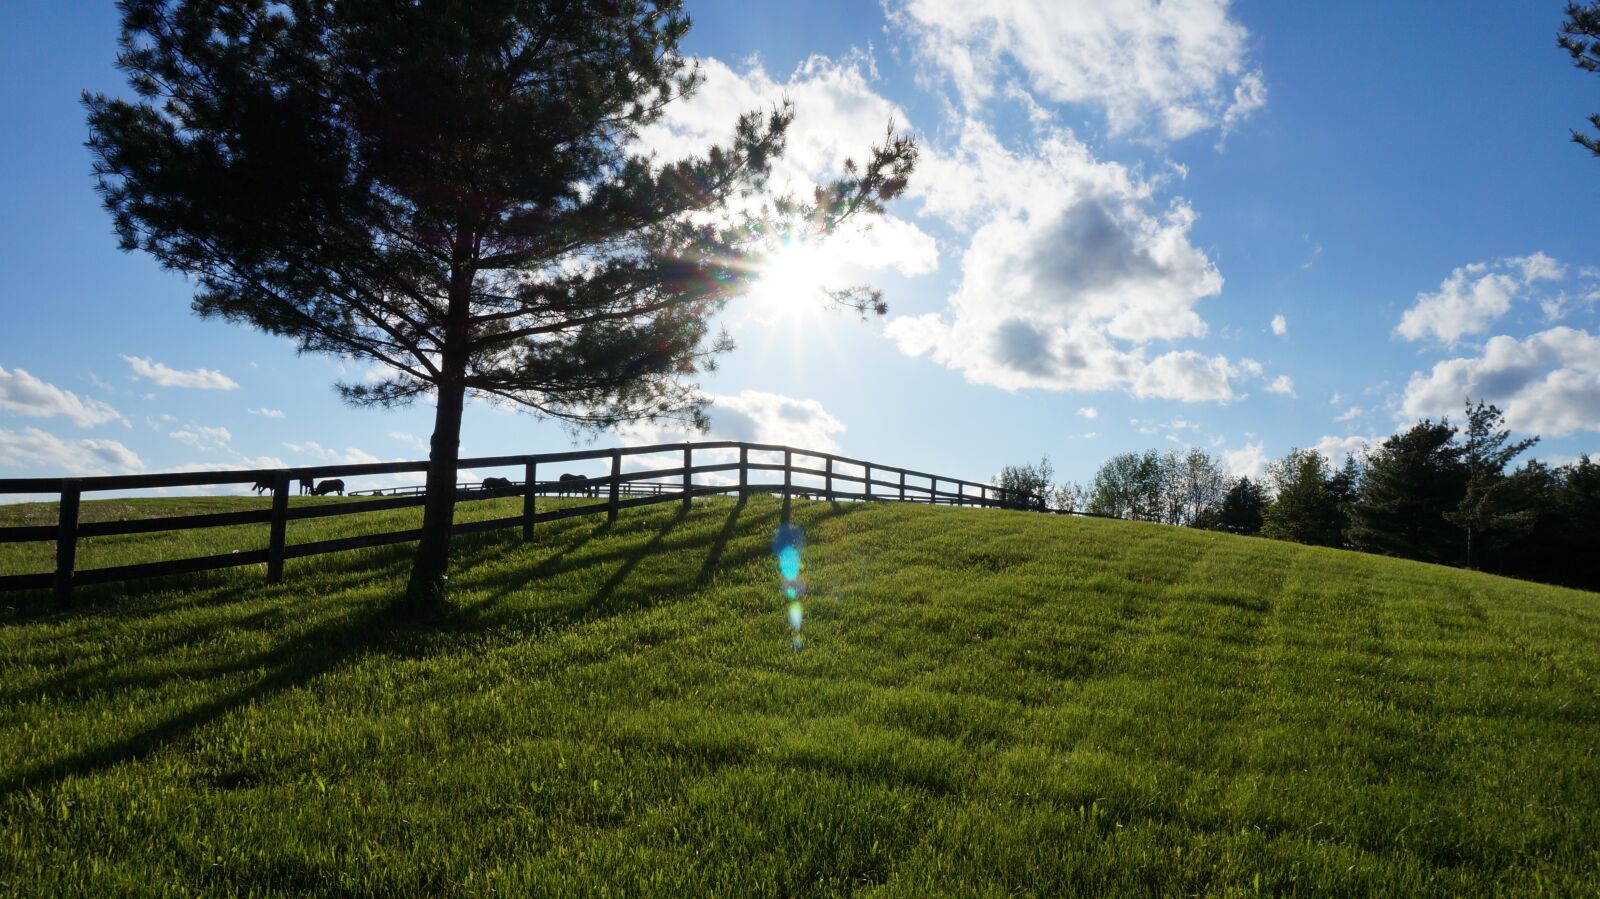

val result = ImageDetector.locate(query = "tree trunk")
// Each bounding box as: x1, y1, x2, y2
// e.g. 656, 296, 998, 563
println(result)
403, 258, 473, 614
403, 375, 467, 612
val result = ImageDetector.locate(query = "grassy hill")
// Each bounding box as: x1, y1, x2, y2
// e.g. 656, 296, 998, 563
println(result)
1, 494, 1596, 897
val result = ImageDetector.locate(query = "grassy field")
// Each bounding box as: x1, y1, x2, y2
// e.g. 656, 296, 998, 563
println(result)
0, 494, 1596, 897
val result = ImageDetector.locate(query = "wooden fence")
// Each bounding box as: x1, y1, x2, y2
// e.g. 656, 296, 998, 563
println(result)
0, 441, 1044, 604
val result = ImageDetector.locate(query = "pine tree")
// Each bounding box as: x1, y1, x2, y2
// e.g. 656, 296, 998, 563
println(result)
1211, 476, 1265, 534
1444, 401, 1538, 568
85, 1, 916, 612
1560, 1, 1600, 155
1346, 420, 1467, 565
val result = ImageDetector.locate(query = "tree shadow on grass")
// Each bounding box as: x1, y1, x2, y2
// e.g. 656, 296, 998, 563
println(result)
0, 497, 876, 798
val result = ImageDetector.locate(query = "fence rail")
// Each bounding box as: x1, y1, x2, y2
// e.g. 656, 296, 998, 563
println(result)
0, 441, 1046, 603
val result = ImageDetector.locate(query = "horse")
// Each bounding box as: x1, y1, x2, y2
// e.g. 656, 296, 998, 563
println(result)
298, 476, 314, 495
312, 479, 345, 497
251, 478, 273, 495
558, 472, 588, 497
482, 476, 513, 495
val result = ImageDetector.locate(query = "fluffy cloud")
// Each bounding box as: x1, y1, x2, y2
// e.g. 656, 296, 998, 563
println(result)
1311, 434, 1373, 468
640, 53, 938, 280
1334, 406, 1363, 422
890, 0, 1264, 138
1270, 314, 1287, 337
282, 440, 389, 465
170, 425, 232, 450
0, 365, 126, 427
1400, 327, 1600, 436
887, 122, 1238, 401
0, 426, 144, 475
1264, 374, 1296, 397
1222, 441, 1268, 479
1395, 253, 1564, 345
122, 355, 239, 390
620, 390, 846, 454
1077, 406, 1099, 419
248, 407, 285, 419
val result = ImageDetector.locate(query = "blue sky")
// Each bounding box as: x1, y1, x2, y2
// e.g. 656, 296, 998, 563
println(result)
3, 1, 1599, 497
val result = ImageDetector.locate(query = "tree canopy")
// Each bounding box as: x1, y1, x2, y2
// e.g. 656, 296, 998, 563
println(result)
1560, 1, 1600, 155
86, 0, 916, 610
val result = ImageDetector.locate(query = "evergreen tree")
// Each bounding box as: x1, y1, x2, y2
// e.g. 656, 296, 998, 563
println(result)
86, 1, 916, 611
1346, 421, 1467, 564
1211, 476, 1265, 534
1444, 401, 1538, 568
1560, 2, 1600, 155
1261, 449, 1343, 547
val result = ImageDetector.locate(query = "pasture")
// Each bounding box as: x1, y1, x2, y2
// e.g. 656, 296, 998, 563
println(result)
0, 494, 1596, 896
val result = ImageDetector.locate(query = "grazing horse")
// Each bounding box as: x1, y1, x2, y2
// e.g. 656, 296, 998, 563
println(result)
298, 476, 314, 495
482, 476, 512, 495
558, 472, 588, 497
312, 478, 345, 497
251, 478, 273, 495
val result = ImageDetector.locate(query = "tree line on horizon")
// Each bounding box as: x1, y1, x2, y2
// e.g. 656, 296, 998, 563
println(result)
997, 401, 1600, 592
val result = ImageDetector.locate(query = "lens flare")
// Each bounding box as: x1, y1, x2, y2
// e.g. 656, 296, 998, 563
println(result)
772, 522, 806, 651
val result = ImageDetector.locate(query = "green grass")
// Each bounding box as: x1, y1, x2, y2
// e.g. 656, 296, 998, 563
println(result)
1, 494, 1597, 897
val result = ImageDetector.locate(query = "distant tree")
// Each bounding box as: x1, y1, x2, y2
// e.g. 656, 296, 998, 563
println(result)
1210, 476, 1266, 534
86, 1, 916, 612
1054, 480, 1090, 514
1261, 449, 1344, 547
1087, 450, 1165, 521
1444, 401, 1539, 568
1560, 1, 1600, 155
995, 457, 1056, 510
1346, 421, 1467, 565
1171, 448, 1229, 527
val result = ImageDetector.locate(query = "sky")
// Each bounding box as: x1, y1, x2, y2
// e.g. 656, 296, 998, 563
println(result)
3, 1, 1600, 499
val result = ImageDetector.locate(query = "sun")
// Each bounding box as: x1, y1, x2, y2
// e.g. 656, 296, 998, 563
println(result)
747, 237, 842, 322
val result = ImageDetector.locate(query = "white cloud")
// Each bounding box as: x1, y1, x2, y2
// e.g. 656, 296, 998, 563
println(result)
170, 425, 232, 450
620, 390, 846, 454
641, 53, 938, 281
122, 355, 239, 390
1395, 253, 1565, 344
282, 440, 388, 465
1264, 374, 1296, 397
890, 0, 1262, 139
1270, 314, 1287, 337
1334, 406, 1363, 422
1311, 434, 1372, 468
1223, 441, 1268, 479
0, 365, 127, 428
1400, 326, 1600, 436
886, 121, 1237, 401
1077, 406, 1099, 419
0, 426, 144, 475
387, 431, 431, 453
248, 407, 285, 419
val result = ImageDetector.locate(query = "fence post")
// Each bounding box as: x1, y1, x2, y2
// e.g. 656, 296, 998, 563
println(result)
267, 471, 290, 583
899, 470, 906, 501
824, 457, 833, 499
864, 463, 871, 500
783, 449, 792, 502
739, 445, 748, 499
930, 476, 938, 506
53, 479, 81, 607
522, 459, 537, 540
682, 443, 692, 512
608, 450, 621, 523
981, 484, 989, 507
